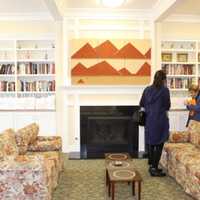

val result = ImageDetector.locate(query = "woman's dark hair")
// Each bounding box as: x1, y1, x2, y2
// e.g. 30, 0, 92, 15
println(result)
153, 70, 167, 88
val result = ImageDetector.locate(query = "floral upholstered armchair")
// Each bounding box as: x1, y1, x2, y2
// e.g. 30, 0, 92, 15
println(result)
0, 123, 63, 200
160, 120, 200, 200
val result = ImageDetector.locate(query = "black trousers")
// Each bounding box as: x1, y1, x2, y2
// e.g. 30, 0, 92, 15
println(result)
148, 143, 164, 169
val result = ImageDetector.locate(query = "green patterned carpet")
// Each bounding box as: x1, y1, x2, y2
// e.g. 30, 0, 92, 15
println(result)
52, 155, 194, 200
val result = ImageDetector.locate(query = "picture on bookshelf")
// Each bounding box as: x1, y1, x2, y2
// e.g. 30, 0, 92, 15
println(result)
162, 53, 172, 62
177, 53, 188, 62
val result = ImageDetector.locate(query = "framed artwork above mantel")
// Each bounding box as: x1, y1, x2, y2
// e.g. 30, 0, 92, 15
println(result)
69, 39, 151, 85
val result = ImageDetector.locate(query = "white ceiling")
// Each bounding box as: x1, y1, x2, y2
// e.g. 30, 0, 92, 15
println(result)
0, 0, 199, 21
0, 0, 48, 13
172, 0, 200, 15
65, 0, 158, 9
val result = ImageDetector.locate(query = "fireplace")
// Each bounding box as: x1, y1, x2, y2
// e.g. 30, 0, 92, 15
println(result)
80, 106, 139, 158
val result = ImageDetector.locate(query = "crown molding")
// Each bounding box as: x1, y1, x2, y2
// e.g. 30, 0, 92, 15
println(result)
165, 14, 200, 23
64, 8, 152, 20
0, 12, 53, 21
0, 33, 55, 40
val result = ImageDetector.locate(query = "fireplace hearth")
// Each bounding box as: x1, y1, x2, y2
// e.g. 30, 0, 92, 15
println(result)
80, 106, 139, 158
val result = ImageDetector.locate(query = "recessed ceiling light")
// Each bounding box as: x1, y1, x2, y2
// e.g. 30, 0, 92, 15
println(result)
101, 0, 125, 8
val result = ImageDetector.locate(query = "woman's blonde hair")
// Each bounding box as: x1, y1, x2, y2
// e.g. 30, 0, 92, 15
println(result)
188, 84, 199, 92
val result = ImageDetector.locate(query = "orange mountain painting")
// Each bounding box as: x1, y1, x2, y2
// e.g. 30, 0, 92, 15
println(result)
70, 39, 151, 85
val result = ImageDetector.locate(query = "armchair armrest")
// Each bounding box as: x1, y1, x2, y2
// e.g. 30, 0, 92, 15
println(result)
28, 136, 62, 152
0, 155, 51, 200
169, 131, 190, 143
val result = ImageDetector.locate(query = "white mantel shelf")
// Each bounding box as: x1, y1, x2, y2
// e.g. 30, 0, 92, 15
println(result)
60, 85, 146, 94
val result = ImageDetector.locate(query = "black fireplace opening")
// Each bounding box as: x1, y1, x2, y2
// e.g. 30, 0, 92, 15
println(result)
80, 106, 139, 159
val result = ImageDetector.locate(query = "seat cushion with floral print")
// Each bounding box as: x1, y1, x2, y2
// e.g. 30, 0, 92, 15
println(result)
0, 155, 52, 200
28, 136, 62, 152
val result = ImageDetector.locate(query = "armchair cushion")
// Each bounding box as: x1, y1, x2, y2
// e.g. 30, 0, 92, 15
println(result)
0, 129, 18, 159
28, 136, 62, 152
169, 131, 190, 143
188, 120, 200, 148
15, 123, 39, 155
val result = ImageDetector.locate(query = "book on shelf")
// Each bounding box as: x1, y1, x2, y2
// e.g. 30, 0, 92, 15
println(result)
162, 64, 194, 75
167, 78, 193, 89
17, 80, 55, 92
17, 63, 55, 74
0, 64, 15, 74
0, 81, 15, 91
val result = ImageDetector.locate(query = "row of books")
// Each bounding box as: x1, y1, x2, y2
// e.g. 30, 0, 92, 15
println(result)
0, 81, 15, 91
17, 63, 55, 74
17, 80, 55, 92
162, 64, 194, 75
0, 64, 15, 74
167, 78, 193, 89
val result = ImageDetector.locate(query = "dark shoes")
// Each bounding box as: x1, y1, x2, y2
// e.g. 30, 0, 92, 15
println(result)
149, 167, 166, 177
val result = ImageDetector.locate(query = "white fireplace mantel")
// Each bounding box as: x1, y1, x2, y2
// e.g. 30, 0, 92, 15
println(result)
59, 85, 146, 153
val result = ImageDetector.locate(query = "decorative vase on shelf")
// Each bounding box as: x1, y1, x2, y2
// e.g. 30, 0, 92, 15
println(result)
34, 44, 38, 49
170, 44, 174, 49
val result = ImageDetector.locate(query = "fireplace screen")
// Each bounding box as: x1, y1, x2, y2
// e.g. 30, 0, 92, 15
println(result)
80, 106, 139, 158
88, 116, 130, 145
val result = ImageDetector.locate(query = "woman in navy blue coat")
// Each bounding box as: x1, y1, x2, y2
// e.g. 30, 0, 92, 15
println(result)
140, 70, 171, 177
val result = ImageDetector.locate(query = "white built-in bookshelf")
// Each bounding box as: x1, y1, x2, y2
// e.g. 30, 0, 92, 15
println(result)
0, 39, 55, 110
161, 40, 199, 93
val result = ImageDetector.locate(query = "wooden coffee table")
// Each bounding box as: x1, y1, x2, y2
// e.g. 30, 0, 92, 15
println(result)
105, 159, 142, 200
105, 153, 132, 187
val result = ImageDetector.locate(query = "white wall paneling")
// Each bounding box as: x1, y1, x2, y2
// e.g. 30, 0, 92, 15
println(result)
0, 112, 14, 132
169, 110, 188, 131
0, 111, 56, 134
14, 112, 37, 129
35, 112, 56, 135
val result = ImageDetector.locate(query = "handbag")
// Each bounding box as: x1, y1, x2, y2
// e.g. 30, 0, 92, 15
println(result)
132, 110, 146, 126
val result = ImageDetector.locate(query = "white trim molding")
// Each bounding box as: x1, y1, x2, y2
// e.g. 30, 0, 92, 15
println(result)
165, 14, 200, 23
0, 12, 53, 21
44, 0, 62, 21
64, 8, 152, 20
60, 85, 146, 95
